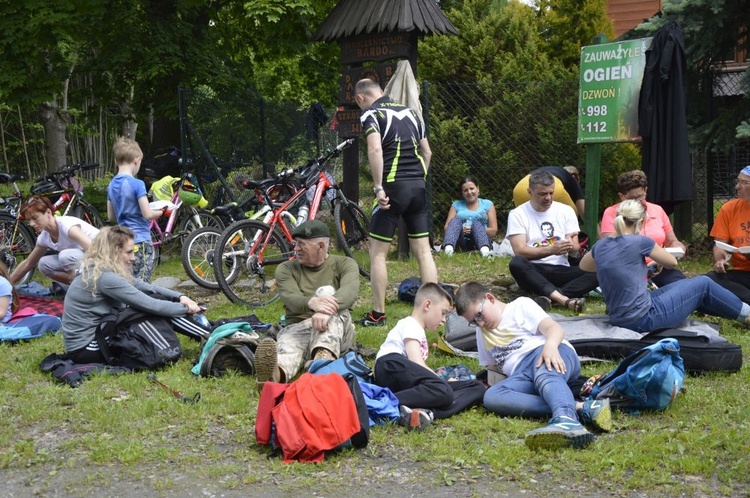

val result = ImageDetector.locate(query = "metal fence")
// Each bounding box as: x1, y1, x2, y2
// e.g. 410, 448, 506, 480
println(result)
178, 76, 747, 245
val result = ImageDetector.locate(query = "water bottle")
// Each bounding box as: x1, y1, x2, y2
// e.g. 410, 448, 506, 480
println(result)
296, 204, 309, 226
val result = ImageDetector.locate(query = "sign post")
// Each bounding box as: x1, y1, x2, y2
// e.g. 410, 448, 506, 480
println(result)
578, 36, 652, 242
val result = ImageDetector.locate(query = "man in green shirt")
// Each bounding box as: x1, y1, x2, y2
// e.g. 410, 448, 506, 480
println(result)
255, 220, 360, 387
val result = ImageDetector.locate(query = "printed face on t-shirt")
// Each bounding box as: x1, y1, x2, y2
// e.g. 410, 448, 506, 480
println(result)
540, 222, 554, 239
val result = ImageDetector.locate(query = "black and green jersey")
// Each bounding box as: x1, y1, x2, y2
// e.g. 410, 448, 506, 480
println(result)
360, 96, 427, 184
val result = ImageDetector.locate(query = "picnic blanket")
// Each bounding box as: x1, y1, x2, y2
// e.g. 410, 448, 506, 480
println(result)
18, 296, 64, 318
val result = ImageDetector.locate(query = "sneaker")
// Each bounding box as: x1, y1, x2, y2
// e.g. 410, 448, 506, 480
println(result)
579, 398, 612, 432
254, 338, 280, 391
398, 406, 434, 431
525, 416, 595, 450
359, 311, 387, 327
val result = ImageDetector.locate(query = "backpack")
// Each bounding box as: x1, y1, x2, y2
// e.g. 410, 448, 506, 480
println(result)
192, 322, 260, 377
397, 277, 456, 304
587, 338, 685, 413
96, 308, 182, 371
307, 350, 373, 383
255, 373, 367, 463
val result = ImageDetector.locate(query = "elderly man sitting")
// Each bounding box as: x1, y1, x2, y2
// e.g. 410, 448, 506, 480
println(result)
254, 219, 360, 387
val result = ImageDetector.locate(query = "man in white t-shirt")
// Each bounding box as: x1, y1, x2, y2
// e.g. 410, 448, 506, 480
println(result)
507, 171, 597, 312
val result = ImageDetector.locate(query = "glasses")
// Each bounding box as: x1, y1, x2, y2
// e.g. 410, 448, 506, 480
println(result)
624, 191, 647, 201
468, 298, 486, 326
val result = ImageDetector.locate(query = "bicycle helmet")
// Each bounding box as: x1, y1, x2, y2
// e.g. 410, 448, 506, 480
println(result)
30, 180, 59, 195
178, 183, 206, 207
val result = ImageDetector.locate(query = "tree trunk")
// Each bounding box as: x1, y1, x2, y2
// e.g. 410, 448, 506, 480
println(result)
18, 106, 32, 178
39, 101, 69, 171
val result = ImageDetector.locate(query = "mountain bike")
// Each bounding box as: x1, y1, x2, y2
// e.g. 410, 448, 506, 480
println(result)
30, 163, 104, 228
212, 139, 371, 308
0, 173, 40, 285
180, 168, 303, 289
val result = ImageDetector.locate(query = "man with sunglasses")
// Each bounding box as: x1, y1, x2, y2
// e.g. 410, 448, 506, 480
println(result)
705, 165, 750, 302
455, 282, 611, 451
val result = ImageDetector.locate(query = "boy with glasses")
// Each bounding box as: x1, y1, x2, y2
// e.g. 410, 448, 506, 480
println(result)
455, 282, 611, 450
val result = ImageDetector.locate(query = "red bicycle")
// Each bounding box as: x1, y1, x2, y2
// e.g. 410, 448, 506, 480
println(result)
212, 139, 371, 308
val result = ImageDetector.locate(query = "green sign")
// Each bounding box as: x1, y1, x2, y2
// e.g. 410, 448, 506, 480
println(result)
577, 38, 652, 144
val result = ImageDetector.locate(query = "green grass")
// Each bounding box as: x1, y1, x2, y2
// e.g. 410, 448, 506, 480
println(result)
0, 247, 748, 496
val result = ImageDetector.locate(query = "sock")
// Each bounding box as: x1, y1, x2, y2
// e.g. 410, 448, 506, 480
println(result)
444, 245, 454, 256
370, 310, 386, 319
480, 246, 490, 257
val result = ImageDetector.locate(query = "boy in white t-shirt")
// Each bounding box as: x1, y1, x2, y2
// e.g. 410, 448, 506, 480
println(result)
455, 281, 612, 450
374, 282, 485, 431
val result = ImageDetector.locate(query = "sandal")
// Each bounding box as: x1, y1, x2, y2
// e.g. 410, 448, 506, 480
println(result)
533, 296, 552, 311
564, 297, 586, 313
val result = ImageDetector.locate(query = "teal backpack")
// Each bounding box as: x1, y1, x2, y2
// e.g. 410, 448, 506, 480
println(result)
588, 338, 685, 413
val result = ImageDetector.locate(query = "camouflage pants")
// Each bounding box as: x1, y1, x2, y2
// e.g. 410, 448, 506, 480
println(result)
276, 309, 356, 380
132, 241, 154, 282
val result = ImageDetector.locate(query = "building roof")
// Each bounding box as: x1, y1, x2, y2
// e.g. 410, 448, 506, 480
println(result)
314, 0, 458, 41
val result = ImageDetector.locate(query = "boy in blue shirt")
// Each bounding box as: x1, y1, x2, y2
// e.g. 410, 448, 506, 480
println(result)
107, 138, 164, 281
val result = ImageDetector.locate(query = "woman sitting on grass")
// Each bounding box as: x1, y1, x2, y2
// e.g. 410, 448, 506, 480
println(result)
442, 175, 497, 257
61, 226, 203, 364
580, 200, 750, 332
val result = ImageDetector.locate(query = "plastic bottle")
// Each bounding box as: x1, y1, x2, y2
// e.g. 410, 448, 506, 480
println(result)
296, 205, 309, 226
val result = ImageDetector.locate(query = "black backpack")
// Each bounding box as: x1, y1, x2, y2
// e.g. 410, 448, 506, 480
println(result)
96, 308, 182, 371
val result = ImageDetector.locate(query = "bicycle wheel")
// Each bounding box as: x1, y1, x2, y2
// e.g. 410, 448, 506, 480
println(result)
71, 202, 105, 228
178, 207, 224, 238
334, 201, 371, 278
213, 219, 292, 308
0, 214, 37, 285
180, 226, 239, 289
148, 228, 161, 272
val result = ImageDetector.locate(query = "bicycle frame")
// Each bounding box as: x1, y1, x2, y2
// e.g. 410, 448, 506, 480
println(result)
150, 191, 185, 247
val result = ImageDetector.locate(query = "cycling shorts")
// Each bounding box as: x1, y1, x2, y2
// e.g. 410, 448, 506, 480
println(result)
369, 180, 430, 242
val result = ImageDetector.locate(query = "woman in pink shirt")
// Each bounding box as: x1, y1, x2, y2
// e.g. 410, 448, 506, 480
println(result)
600, 170, 686, 288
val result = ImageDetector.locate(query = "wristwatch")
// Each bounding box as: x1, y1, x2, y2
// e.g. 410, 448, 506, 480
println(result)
373, 186, 384, 194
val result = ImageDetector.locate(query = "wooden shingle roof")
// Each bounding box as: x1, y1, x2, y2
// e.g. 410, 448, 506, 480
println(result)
314, 0, 458, 41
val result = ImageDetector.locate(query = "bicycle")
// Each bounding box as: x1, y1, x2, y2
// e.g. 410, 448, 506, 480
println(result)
29, 163, 104, 228
147, 172, 223, 273
0, 173, 39, 285
212, 139, 371, 308
181, 166, 303, 290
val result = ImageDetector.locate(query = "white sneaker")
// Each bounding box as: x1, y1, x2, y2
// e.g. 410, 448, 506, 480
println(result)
444, 245, 454, 257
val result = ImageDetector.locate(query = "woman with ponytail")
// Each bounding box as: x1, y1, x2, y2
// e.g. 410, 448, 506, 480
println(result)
580, 200, 750, 332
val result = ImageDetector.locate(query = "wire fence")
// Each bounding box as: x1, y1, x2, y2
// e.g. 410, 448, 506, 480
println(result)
177, 75, 748, 246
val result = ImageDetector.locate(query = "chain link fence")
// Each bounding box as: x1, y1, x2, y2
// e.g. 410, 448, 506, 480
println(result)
178, 76, 746, 246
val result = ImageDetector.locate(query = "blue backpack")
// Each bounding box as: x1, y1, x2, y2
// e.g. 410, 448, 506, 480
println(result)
588, 338, 685, 413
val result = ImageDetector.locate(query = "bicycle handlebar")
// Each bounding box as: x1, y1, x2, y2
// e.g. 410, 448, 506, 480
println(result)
44, 163, 100, 179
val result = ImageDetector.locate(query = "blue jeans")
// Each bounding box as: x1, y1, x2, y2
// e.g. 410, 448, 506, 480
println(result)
623, 275, 749, 332
483, 344, 579, 420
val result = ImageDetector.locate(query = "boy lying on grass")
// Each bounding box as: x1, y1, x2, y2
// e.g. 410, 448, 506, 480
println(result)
455, 282, 611, 450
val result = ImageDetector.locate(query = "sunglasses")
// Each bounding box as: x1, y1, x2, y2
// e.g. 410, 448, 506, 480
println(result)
468, 297, 486, 327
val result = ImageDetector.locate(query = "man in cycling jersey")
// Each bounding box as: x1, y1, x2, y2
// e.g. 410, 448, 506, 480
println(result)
354, 78, 438, 327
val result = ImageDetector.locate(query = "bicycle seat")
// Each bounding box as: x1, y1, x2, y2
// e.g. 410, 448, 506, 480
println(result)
242, 180, 266, 191
211, 203, 238, 215
0, 173, 21, 184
